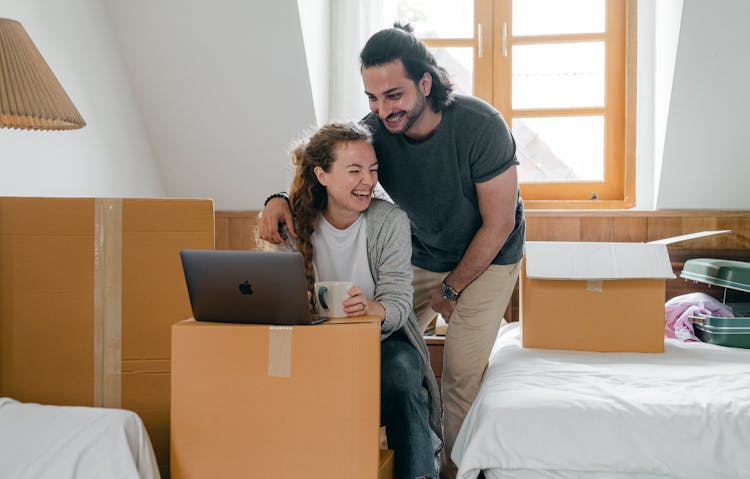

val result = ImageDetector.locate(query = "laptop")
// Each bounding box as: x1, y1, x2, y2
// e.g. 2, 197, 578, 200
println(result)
180, 250, 323, 325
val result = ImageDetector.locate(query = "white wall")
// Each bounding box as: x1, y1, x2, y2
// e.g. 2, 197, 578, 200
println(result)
568, 0, 747, 210
328, 0, 399, 122
4, 1, 748, 211
634, 0, 656, 210
0, 0, 164, 198
105, 0, 317, 210
656, 0, 750, 209
297, 0, 330, 126
651, 0, 684, 209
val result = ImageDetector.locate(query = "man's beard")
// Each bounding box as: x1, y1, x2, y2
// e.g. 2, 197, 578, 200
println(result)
401, 90, 426, 135
383, 89, 426, 135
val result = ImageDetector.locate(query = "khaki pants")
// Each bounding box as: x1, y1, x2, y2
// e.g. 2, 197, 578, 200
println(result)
413, 262, 521, 479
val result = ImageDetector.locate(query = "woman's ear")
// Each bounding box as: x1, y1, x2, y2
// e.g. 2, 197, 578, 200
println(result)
313, 166, 328, 186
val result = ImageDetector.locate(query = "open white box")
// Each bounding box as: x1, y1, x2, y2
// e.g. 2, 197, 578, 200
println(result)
521, 230, 729, 352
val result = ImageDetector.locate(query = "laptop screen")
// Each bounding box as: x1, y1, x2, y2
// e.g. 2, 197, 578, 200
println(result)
180, 250, 314, 325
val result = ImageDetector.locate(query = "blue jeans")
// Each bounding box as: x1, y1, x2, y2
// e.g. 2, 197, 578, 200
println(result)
381, 330, 436, 479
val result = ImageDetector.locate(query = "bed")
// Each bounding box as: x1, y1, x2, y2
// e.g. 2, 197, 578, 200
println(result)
0, 398, 160, 479
452, 322, 750, 479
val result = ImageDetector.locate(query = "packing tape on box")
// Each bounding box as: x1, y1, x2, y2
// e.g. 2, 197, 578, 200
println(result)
93, 198, 123, 408
586, 280, 603, 292
268, 326, 293, 378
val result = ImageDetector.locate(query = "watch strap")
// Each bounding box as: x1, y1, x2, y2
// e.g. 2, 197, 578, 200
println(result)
441, 281, 460, 301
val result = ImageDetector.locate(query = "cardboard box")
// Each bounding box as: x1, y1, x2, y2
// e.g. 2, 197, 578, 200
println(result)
379, 449, 394, 479
171, 317, 381, 479
0, 197, 215, 476
521, 231, 728, 353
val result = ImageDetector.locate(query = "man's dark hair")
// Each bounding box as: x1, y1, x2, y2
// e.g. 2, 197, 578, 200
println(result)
360, 22, 455, 112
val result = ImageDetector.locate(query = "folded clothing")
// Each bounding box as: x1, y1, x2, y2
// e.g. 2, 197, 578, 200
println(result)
665, 292, 734, 342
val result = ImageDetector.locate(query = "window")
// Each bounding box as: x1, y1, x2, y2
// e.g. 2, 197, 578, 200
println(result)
395, 0, 636, 208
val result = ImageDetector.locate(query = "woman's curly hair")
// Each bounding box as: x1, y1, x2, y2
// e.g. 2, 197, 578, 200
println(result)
288, 121, 374, 296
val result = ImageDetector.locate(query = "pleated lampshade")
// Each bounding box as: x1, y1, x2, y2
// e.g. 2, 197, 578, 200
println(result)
0, 18, 85, 130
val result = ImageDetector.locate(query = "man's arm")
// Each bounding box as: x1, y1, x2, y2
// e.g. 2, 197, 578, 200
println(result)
258, 196, 297, 244
429, 165, 519, 320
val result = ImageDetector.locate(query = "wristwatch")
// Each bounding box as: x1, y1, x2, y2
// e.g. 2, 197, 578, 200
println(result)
441, 281, 460, 302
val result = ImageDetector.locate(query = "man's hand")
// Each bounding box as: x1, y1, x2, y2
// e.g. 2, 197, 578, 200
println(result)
258, 197, 297, 244
430, 285, 456, 322
433, 167, 518, 316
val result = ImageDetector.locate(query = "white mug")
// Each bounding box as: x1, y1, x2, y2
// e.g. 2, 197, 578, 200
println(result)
314, 281, 354, 318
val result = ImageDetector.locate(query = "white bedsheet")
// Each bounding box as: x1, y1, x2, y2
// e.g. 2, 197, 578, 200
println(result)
0, 398, 160, 479
453, 323, 750, 479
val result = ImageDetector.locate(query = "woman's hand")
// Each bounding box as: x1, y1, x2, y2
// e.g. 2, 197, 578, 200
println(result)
343, 286, 368, 317
343, 286, 385, 318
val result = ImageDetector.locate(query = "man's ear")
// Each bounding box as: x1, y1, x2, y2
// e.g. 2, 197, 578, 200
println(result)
420, 72, 432, 96
314, 166, 328, 186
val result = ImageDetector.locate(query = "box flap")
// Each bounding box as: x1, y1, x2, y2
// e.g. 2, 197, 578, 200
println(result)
648, 230, 730, 245
526, 241, 675, 280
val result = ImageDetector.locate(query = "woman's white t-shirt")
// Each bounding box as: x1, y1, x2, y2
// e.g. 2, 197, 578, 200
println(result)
311, 213, 376, 300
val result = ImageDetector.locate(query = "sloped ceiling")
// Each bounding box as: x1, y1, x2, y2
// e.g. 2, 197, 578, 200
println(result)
105, 0, 316, 210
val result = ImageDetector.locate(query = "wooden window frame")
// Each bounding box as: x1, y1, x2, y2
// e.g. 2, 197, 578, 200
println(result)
419, 0, 637, 209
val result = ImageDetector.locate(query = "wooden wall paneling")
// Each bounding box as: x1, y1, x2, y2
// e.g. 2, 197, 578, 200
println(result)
552, 217, 582, 241
243, 211, 262, 251
646, 216, 682, 242
715, 216, 750, 249
579, 217, 613, 241
681, 215, 719, 249
215, 211, 260, 251
505, 284, 519, 324
215, 211, 750, 249
215, 216, 230, 250
229, 217, 256, 251
526, 216, 581, 241
212, 210, 750, 325
612, 216, 648, 242
524, 217, 548, 241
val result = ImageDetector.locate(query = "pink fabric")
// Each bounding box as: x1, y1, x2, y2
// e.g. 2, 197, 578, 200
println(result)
664, 292, 735, 342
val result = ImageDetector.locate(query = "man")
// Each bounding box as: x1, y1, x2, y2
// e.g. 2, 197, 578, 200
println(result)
259, 23, 525, 479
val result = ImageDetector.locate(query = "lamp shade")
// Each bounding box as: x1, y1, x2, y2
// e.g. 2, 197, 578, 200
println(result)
0, 18, 85, 130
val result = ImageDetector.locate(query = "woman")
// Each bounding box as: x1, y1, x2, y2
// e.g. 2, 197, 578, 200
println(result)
266, 121, 441, 479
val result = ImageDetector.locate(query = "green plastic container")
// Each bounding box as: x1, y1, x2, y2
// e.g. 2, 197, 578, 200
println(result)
680, 258, 750, 293
681, 258, 750, 349
692, 322, 750, 348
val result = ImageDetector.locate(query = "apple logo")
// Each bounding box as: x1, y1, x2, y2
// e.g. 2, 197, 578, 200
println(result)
238, 280, 254, 295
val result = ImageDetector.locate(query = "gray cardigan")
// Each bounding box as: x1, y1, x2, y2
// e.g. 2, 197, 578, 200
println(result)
280, 198, 443, 457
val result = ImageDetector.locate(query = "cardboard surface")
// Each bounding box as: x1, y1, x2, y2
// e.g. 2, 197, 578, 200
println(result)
647, 230, 731, 245
526, 242, 674, 280
171, 318, 381, 479
526, 231, 730, 281
119, 199, 214, 473
379, 449, 394, 479
521, 232, 729, 353
522, 266, 666, 352
0, 197, 215, 477
1, 198, 96, 405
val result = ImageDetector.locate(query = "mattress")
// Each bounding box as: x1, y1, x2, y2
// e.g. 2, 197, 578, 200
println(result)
453, 323, 750, 479
0, 398, 160, 479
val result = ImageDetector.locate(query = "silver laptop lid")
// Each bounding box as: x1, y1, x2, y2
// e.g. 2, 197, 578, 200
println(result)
180, 250, 312, 325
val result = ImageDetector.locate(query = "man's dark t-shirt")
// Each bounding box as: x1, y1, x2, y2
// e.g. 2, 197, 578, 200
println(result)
362, 94, 525, 273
